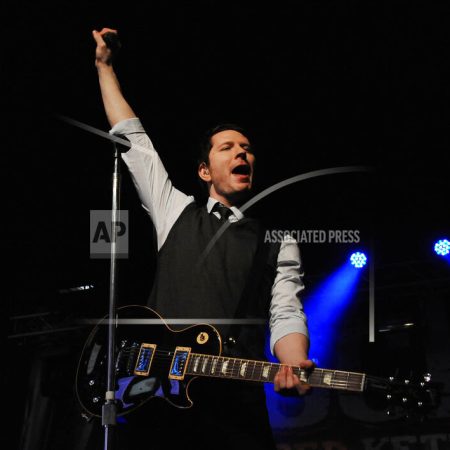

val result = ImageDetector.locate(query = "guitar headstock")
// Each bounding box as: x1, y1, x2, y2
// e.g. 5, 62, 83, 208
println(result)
365, 372, 440, 420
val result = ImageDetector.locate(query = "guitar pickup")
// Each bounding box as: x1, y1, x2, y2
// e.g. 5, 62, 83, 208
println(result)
168, 347, 191, 381
134, 343, 157, 376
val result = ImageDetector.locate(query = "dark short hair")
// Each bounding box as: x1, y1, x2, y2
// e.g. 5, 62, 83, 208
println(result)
197, 123, 251, 166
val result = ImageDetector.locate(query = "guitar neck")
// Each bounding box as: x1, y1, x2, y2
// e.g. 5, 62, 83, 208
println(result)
186, 353, 366, 392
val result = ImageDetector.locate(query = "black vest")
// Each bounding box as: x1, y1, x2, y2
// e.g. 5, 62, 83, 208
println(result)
148, 202, 279, 360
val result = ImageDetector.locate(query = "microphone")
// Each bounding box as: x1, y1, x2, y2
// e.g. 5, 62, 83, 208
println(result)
102, 32, 122, 55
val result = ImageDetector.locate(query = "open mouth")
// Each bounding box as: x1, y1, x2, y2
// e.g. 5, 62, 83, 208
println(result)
231, 164, 251, 176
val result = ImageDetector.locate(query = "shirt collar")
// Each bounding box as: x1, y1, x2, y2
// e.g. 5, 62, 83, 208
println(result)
206, 197, 244, 221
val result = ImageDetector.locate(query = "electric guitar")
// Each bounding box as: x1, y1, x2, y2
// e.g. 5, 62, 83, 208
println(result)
76, 305, 435, 418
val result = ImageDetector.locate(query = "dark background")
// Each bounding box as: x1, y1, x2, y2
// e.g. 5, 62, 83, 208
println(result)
6, 1, 450, 449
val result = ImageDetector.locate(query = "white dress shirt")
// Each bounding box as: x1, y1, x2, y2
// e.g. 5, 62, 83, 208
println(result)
110, 117, 308, 355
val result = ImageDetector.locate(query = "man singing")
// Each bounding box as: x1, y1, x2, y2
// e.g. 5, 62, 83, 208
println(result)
92, 27, 313, 450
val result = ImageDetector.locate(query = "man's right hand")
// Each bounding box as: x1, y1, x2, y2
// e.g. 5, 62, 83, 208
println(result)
92, 27, 136, 127
92, 28, 117, 68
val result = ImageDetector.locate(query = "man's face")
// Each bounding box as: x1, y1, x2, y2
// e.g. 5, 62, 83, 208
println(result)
199, 130, 255, 204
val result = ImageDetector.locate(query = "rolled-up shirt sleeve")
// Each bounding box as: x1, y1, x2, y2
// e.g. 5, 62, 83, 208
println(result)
109, 118, 194, 250
269, 235, 309, 356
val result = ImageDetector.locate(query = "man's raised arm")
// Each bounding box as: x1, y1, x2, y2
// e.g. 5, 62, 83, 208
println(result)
92, 28, 136, 127
91, 28, 194, 249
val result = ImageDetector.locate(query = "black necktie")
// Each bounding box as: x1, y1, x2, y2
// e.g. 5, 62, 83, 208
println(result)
212, 202, 233, 222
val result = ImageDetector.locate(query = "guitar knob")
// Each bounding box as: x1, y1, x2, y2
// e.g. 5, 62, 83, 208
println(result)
402, 397, 408, 403
225, 336, 236, 347
417, 401, 423, 407
386, 394, 392, 400
81, 413, 92, 422
89, 380, 95, 386
404, 379, 410, 385
92, 397, 100, 403
389, 376, 394, 382
423, 373, 431, 383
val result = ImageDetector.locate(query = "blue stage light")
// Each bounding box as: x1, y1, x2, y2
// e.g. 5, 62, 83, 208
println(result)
303, 263, 363, 366
350, 252, 367, 268
434, 239, 450, 256
264, 255, 366, 428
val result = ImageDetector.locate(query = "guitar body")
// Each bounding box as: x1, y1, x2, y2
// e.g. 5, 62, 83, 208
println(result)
76, 305, 222, 418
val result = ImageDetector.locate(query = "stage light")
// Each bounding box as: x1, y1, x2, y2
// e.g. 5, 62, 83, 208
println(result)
350, 252, 367, 268
302, 262, 364, 366
434, 239, 450, 256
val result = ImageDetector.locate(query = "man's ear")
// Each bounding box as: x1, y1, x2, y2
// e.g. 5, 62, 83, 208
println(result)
198, 162, 211, 182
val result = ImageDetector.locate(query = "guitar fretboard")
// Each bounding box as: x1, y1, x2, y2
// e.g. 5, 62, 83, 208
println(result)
186, 353, 366, 392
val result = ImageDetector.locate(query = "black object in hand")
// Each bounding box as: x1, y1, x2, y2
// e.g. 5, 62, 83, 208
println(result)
103, 32, 122, 55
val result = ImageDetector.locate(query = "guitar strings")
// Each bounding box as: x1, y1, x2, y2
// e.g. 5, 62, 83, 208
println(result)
104, 326, 421, 390
127, 352, 367, 388
121, 345, 365, 379
117, 345, 399, 389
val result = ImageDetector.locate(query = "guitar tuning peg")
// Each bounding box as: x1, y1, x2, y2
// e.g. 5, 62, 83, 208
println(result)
386, 394, 392, 400
423, 373, 431, 383
389, 376, 394, 382
404, 379, 410, 385
417, 401, 423, 407
402, 397, 408, 403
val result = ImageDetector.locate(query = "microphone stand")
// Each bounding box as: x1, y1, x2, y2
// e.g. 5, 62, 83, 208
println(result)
103, 142, 122, 450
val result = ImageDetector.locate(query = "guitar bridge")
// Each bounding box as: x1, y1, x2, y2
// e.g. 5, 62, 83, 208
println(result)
134, 343, 157, 376
168, 347, 192, 380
